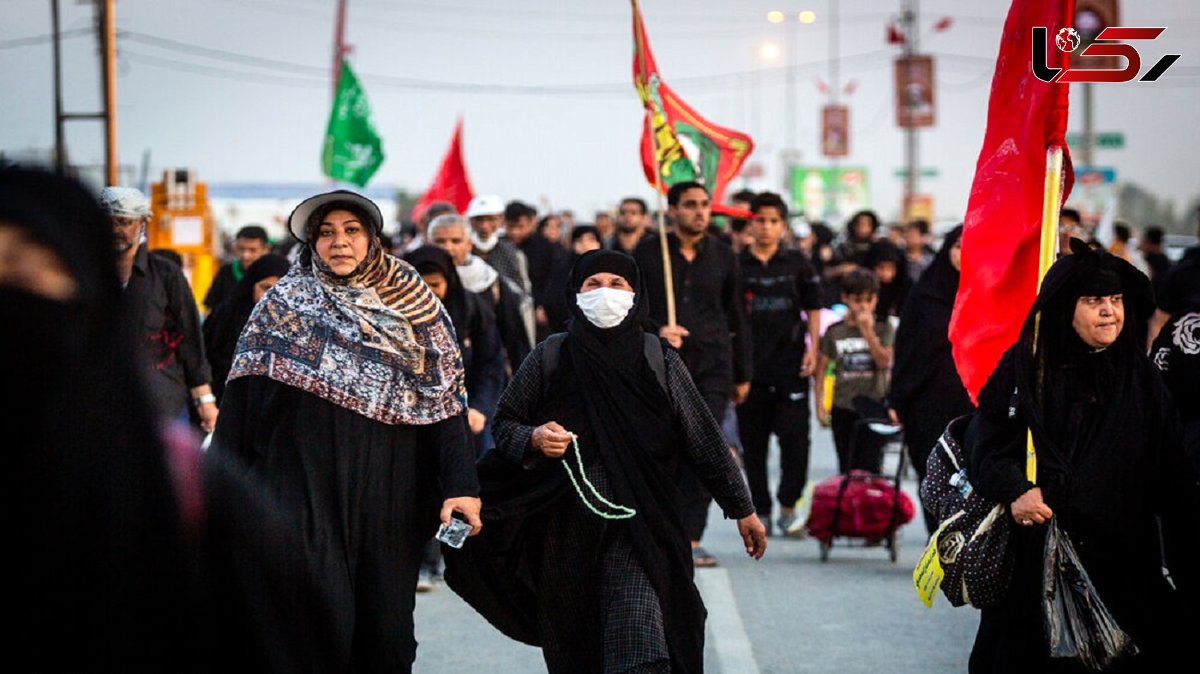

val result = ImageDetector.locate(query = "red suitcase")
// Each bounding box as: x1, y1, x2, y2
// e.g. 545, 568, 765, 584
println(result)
805, 470, 915, 562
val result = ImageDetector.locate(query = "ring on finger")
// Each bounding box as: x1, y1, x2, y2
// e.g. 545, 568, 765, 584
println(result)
1021, 518, 1032, 526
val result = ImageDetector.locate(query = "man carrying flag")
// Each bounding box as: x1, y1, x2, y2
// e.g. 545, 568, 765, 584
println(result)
631, 0, 755, 568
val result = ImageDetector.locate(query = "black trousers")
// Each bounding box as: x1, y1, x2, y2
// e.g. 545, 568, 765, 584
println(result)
903, 419, 942, 536
830, 407, 884, 475
679, 391, 728, 542
735, 381, 812, 518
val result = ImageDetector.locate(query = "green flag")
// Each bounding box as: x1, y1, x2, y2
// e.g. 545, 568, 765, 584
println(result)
321, 62, 384, 187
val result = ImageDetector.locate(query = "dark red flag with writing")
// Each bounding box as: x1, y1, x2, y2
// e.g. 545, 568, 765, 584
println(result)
949, 0, 1075, 403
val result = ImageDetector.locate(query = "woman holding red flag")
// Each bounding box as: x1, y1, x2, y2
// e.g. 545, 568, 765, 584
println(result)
966, 240, 1199, 672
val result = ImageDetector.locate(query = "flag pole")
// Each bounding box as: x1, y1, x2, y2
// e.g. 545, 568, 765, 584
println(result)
1026, 144, 1064, 484
648, 118, 677, 328
634, 0, 675, 328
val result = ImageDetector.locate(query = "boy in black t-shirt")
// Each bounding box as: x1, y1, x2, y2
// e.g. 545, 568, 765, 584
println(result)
737, 192, 823, 535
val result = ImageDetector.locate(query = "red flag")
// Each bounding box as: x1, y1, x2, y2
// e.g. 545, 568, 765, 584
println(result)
412, 118, 473, 223
932, 16, 954, 32
949, 0, 1075, 403
631, 0, 753, 207
887, 22, 906, 45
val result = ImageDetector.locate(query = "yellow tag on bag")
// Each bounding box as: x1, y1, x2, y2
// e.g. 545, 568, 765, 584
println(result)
913, 526, 946, 608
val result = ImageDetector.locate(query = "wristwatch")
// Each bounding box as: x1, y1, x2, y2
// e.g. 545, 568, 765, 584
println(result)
193, 393, 217, 408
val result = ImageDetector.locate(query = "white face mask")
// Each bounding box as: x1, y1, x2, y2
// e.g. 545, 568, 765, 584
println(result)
575, 287, 636, 329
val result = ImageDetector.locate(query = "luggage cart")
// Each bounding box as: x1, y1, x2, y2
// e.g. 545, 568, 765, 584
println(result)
808, 397, 914, 563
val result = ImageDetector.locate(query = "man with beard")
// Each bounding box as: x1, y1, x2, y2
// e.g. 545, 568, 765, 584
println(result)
607, 197, 649, 255
635, 180, 752, 568
466, 194, 531, 295
101, 186, 218, 434
430, 214, 533, 381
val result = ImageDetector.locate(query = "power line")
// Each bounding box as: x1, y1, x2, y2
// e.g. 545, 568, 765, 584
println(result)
0, 27, 92, 50
122, 30, 952, 97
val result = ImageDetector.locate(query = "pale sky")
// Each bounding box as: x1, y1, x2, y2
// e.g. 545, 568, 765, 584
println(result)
3, 0, 1198, 226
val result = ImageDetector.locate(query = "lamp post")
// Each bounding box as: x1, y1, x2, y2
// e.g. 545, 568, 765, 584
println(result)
767, 9, 818, 204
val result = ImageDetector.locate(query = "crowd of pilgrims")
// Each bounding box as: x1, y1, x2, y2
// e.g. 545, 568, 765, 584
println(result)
6, 160, 1198, 673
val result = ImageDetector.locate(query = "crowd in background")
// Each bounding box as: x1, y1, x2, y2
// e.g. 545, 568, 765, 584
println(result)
7, 158, 1197, 671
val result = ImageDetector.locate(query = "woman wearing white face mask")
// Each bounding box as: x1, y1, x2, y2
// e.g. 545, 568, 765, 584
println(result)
444, 250, 766, 674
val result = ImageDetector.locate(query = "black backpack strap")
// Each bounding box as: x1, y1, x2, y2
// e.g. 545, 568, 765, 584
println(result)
540, 333, 568, 396
540, 332, 669, 400
643, 333, 669, 397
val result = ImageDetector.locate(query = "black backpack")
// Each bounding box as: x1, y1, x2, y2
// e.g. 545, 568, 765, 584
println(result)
539, 332, 669, 399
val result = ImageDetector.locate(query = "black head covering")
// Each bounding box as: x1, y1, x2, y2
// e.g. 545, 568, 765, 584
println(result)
203, 253, 292, 402
564, 249, 647, 347
981, 238, 1155, 470
1024, 237, 1152, 362
404, 244, 470, 334
916, 224, 963, 306
865, 239, 912, 319
569, 224, 602, 245
0, 166, 195, 668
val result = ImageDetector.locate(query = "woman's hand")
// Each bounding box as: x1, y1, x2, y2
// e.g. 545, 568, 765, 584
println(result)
1010, 487, 1053, 526
530, 421, 572, 458
737, 514, 768, 560
441, 496, 483, 536
467, 408, 487, 435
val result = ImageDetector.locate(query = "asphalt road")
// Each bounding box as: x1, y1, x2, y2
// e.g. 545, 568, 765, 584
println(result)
413, 415, 980, 673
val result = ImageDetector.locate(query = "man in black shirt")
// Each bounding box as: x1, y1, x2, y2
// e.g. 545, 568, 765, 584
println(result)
737, 192, 822, 535
635, 181, 752, 566
505, 200, 561, 343
607, 197, 649, 255
101, 186, 217, 433
203, 224, 271, 314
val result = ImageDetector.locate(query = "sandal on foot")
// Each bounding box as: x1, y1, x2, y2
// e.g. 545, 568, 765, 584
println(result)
692, 546, 718, 568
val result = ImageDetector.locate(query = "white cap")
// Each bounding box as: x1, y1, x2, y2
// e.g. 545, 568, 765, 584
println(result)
99, 186, 152, 218
465, 194, 504, 218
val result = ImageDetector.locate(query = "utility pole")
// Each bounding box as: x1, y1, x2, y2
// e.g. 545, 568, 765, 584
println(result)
784, 18, 797, 192
52, 0, 66, 173
102, 0, 117, 185
332, 0, 349, 95
1080, 84, 1094, 166
51, 0, 117, 180
828, 0, 839, 217
901, 0, 919, 222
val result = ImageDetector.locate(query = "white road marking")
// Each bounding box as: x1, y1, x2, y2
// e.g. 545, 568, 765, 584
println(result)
696, 567, 761, 674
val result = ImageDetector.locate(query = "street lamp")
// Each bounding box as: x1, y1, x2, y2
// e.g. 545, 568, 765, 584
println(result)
767, 9, 816, 194
758, 42, 781, 62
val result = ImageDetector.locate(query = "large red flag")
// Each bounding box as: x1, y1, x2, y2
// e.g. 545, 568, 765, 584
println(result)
412, 118, 473, 223
631, 0, 753, 208
949, 0, 1075, 403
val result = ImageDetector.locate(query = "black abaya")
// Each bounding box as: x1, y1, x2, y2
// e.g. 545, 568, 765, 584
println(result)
888, 226, 973, 532
965, 242, 1200, 672
213, 374, 477, 672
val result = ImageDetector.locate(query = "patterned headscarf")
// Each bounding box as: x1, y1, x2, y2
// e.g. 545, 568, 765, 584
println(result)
229, 196, 466, 425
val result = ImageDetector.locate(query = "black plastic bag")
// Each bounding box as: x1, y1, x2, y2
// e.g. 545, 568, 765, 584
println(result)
1042, 519, 1139, 670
